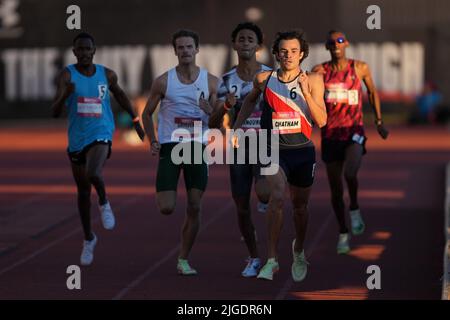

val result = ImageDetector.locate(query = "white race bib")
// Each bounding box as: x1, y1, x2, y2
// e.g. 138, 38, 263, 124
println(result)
173, 117, 202, 142
272, 112, 301, 134
325, 87, 359, 105
242, 111, 261, 131
77, 97, 102, 117
325, 88, 348, 103
229, 83, 241, 99
348, 90, 359, 105
195, 89, 207, 104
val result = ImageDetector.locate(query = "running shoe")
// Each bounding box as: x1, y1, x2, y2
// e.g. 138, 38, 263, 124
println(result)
80, 233, 97, 266
350, 209, 365, 235
291, 239, 309, 282
337, 233, 350, 254
99, 201, 115, 230
241, 257, 261, 278
177, 259, 198, 276
257, 258, 279, 280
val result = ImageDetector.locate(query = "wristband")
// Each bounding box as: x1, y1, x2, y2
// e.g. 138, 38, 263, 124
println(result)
375, 118, 383, 125
223, 101, 232, 111
132, 116, 140, 123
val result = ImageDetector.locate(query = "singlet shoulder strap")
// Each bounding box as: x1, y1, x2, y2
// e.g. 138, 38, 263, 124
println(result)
349, 59, 355, 69
263, 70, 274, 93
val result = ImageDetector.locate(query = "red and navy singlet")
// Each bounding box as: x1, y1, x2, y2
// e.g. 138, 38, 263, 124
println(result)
321, 59, 364, 141
261, 70, 313, 149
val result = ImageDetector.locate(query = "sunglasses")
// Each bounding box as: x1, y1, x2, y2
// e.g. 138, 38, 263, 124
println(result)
326, 37, 345, 46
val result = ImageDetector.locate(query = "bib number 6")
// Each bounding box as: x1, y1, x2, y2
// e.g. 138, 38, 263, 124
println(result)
290, 87, 297, 100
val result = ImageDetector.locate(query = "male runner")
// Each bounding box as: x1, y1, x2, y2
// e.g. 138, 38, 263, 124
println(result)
233, 30, 327, 281
312, 31, 389, 254
209, 22, 270, 278
52, 32, 145, 266
142, 29, 218, 275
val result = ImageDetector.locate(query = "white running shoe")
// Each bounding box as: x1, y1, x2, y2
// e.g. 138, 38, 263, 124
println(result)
291, 239, 309, 282
80, 234, 97, 266
99, 201, 115, 230
241, 257, 262, 278
257, 201, 268, 213
337, 233, 350, 254
350, 209, 365, 235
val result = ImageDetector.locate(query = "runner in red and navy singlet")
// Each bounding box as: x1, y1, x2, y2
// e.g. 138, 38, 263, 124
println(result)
233, 30, 327, 282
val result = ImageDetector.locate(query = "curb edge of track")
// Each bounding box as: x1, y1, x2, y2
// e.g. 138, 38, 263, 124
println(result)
442, 162, 450, 300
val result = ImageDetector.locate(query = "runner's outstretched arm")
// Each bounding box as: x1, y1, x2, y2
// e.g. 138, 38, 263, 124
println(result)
106, 68, 145, 141
232, 75, 263, 130
142, 73, 166, 154
199, 73, 219, 117
299, 72, 327, 128
358, 62, 389, 139
51, 69, 73, 118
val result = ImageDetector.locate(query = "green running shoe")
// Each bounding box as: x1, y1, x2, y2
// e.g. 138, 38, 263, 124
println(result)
291, 239, 309, 282
337, 233, 351, 254
177, 259, 198, 276
257, 258, 279, 281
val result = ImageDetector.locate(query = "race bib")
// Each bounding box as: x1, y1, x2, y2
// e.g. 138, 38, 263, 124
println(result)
242, 111, 262, 131
347, 90, 359, 105
272, 112, 301, 134
98, 84, 107, 99
325, 88, 348, 103
195, 89, 207, 104
229, 83, 241, 99
77, 97, 102, 117
325, 87, 359, 105
173, 117, 202, 142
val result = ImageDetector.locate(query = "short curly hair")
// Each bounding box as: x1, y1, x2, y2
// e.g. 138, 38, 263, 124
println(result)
272, 29, 309, 63
172, 29, 199, 49
73, 32, 95, 46
231, 22, 264, 45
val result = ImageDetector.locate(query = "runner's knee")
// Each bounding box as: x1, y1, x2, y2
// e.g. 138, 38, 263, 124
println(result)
77, 187, 91, 200
236, 207, 251, 219
186, 200, 201, 215
86, 167, 103, 182
159, 204, 175, 215
233, 195, 250, 209
331, 193, 345, 210
269, 192, 284, 209
256, 189, 270, 204
344, 169, 358, 182
292, 203, 308, 216
158, 197, 176, 215
254, 179, 270, 203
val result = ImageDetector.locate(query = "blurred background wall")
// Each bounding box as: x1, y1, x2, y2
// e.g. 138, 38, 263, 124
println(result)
0, 0, 449, 123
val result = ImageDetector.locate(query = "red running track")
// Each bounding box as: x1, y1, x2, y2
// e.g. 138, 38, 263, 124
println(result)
0, 124, 448, 299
